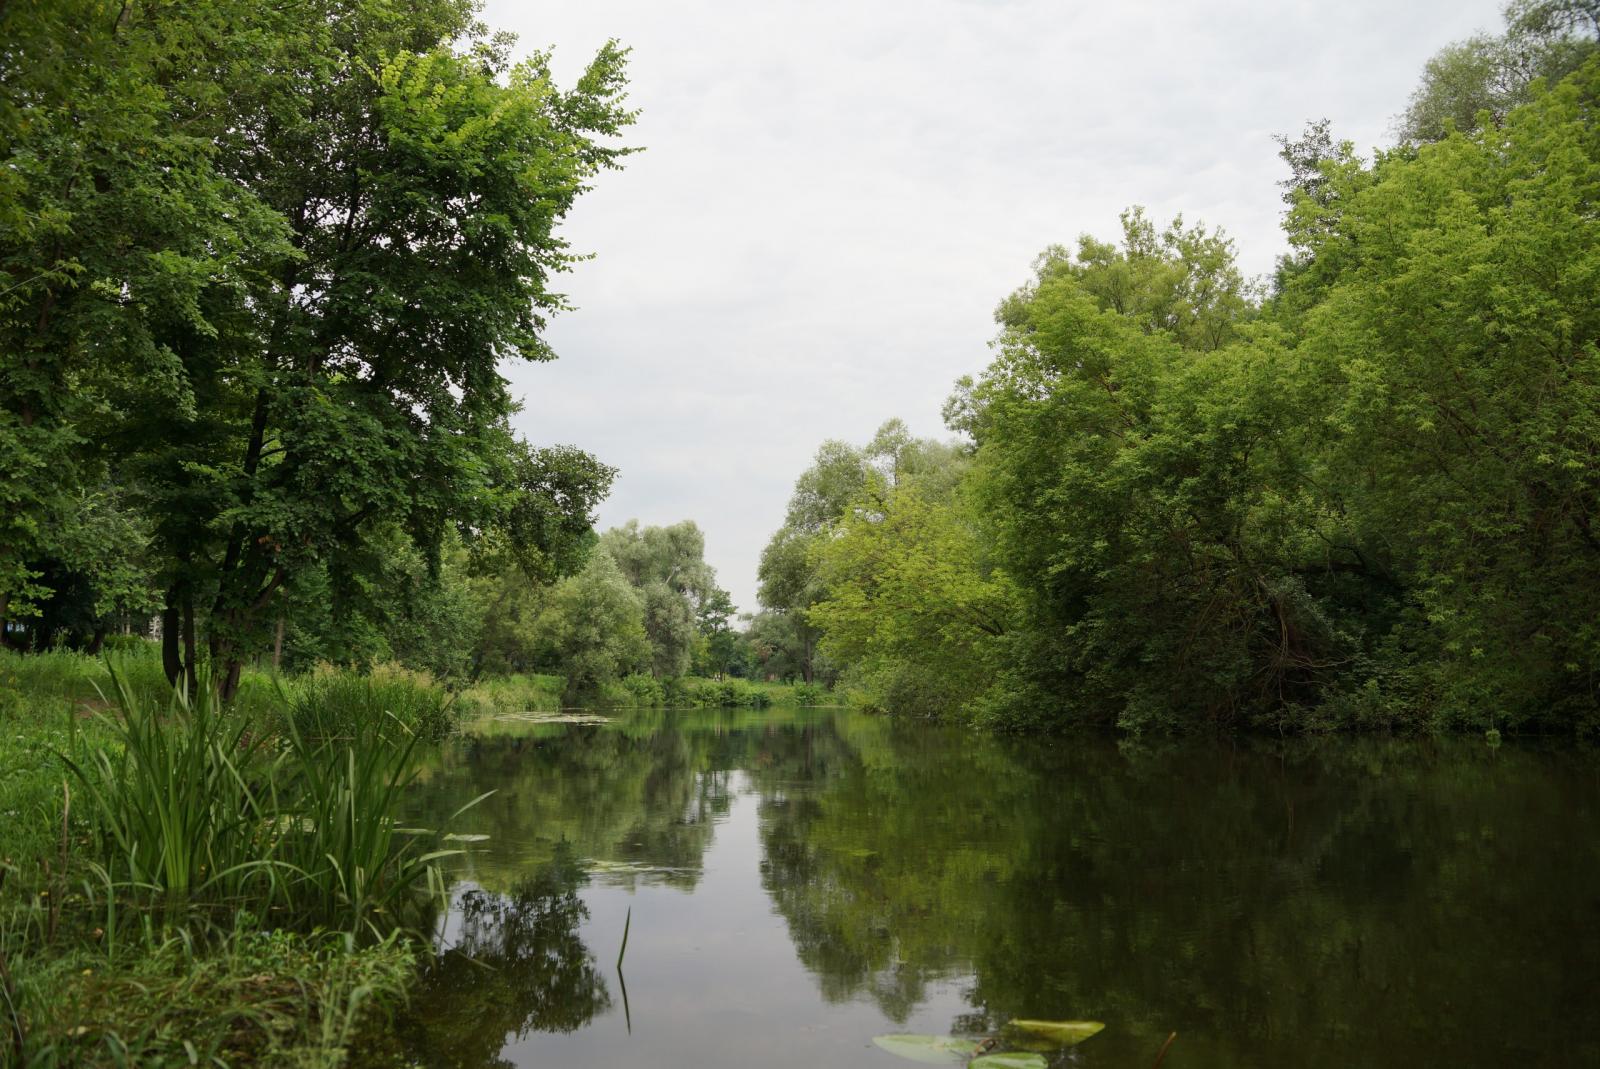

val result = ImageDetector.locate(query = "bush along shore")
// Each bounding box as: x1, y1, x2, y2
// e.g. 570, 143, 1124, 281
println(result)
0, 643, 832, 1064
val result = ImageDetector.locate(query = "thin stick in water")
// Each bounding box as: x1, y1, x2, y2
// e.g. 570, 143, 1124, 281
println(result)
1152, 1031, 1178, 1069
616, 905, 633, 1033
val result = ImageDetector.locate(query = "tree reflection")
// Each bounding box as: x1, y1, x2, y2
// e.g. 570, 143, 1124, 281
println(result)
756, 722, 1600, 1067
378, 708, 1600, 1068
383, 848, 610, 1068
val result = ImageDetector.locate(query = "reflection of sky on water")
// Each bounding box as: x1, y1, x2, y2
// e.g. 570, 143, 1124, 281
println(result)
498, 777, 976, 1069
377, 710, 1600, 1069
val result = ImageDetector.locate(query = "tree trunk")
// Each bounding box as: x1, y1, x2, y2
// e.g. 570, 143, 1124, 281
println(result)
162, 596, 182, 687
182, 590, 197, 694
272, 614, 285, 671
219, 657, 242, 702
86, 628, 105, 656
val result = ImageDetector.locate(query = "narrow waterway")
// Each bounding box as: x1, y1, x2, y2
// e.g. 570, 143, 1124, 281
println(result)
377, 707, 1600, 1068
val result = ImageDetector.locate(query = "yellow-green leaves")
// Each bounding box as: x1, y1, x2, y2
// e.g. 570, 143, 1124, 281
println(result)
1004, 1019, 1106, 1047
870, 1035, 984, 1063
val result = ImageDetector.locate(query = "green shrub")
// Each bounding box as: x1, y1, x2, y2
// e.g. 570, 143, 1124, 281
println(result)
791, 682, 828, 706
290, 662, 453, 743
99, 634, 152, 654
616, 673, 665, 706
457, 673, 564, 717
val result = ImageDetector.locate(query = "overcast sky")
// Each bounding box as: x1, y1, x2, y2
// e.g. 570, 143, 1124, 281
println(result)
485, 0, 1505, 614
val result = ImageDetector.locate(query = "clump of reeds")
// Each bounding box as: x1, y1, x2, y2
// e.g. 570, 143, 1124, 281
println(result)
289, 662, 454, 743
61, 661, 480, 933
61, 663, 276, 902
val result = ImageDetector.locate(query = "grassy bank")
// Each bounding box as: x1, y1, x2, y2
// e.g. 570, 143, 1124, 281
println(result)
0, 646, 465, 1066
452, 669, 837, 714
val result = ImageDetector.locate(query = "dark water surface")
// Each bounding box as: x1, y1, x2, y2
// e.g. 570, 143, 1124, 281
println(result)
380, 707, 1600, 1068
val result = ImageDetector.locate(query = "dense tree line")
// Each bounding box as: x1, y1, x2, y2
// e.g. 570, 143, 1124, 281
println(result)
773, 5, 1600, 732
0, 0, 635, 693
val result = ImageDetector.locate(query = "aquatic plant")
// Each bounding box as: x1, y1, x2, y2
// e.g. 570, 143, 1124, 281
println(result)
62, 662, 278, 901
289, 662, 454, 743
63, 661, 479, 931
276, 709, 481, 931
872, 1019, 1103, 1066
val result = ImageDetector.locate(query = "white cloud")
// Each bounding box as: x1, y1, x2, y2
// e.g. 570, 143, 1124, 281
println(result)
486, 0, 1506, 612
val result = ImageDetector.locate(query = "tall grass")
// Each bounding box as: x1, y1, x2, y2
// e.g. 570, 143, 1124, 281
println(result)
4, 909, 415, 1067
0, 642, 280, 722
289, 662, 453, 743
62, 662, 479, 933
61, 664, 276, 902
456, 672, 565, 717
277, 711, 484, 931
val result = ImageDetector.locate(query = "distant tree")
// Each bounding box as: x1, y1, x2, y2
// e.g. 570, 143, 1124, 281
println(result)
1397, 0, 1598, 142
537, 552, 648, 695
810, 450, 1010, 718
691, 586, 741, 679
600, 520, 727, 678
759, 421, 987, 685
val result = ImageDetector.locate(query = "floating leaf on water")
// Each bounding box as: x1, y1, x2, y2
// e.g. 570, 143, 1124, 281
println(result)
870, 1034, 983, 1063
971, 1055, 1048, 1069
442, 833, 489, 842
1004, 1019, 1105, 1047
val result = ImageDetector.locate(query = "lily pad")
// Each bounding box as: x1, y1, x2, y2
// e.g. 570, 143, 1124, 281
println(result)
1005, 1019, 1105, 1047
971, 1055, 1047, 1069
870, 1034, 983, 1064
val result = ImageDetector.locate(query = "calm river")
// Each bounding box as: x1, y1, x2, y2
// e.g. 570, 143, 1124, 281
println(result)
374, 706, 1600, 1068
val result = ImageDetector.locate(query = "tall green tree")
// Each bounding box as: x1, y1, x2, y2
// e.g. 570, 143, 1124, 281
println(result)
757, 420, 959, 683
1398, 0, 1598, 142
1294, 56, 1600, 725
536, 551, 649, 695
599, 520, 726, 678
0, 0, 280, 643
809, 442, 1011, 718
2, 0, 636, 694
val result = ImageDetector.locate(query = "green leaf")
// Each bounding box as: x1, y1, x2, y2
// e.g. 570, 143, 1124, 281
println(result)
971, 1055, 1048, 1069
870, 1034, 983, 1063
1005, 1019, 1105, 1047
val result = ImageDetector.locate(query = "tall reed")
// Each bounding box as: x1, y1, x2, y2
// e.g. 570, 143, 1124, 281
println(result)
276, 712, 468, 932
63, 661, 484, 933
61, 663, 279, 902
289, 663, 454, 743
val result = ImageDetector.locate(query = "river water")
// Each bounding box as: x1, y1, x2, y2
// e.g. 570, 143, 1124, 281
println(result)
377, 706, 1600, 1068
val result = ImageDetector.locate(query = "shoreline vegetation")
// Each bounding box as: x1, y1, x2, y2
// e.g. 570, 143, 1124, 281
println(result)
0, 642, 832, 1064
753, 28, 1600, 736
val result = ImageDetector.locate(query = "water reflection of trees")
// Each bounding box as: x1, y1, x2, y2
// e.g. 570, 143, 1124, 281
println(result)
379, 849, 610, 1068
406, 716, 740, 892
756, 720, 1600, 1067
393, 708, 1600, 1067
